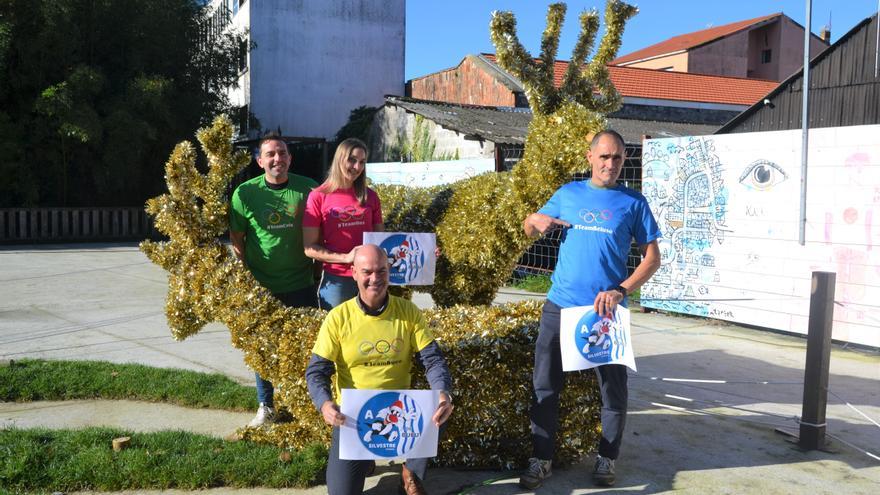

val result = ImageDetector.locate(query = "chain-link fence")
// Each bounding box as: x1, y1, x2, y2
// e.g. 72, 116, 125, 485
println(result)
511, 144, 644, 287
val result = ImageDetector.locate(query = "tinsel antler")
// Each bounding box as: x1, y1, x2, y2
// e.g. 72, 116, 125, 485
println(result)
490, 0, 637, 116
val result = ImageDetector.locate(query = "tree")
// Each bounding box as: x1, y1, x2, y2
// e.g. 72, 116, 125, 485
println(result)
0, 0, 245, 206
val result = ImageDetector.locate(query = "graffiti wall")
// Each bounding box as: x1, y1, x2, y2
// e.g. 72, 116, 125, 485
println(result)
641, 125, 880, 348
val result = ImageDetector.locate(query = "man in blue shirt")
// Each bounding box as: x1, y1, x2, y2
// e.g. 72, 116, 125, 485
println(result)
520, 130, 661, 489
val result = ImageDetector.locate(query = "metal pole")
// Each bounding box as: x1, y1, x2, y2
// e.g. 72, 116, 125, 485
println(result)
799, 271, 835, 450
875, 0, 879, 78
799, 0, 812, 246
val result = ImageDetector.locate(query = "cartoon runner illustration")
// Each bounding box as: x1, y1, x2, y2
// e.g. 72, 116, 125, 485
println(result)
385, 236, 424, 283
363, 400, 410, 443
582, 318, 613, 353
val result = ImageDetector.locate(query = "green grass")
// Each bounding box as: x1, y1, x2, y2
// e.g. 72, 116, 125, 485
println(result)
513, 274, 552, 293
0, 359, 257, 411
0, 427, 326, 492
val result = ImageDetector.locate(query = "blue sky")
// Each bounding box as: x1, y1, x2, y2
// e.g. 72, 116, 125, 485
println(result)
405, 0, 880, 80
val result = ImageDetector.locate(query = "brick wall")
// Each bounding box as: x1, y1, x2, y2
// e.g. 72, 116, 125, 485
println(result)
408, 55, 518, 107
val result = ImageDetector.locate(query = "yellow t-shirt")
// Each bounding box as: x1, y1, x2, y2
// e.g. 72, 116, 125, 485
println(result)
312, 295, 435, 402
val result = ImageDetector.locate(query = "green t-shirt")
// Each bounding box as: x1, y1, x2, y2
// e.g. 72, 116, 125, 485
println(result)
230, 173, 318, 293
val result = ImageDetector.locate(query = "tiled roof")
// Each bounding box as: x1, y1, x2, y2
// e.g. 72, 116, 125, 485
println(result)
611, 13, 781, 65
481, 54, 778, 106
606, 65, 778, 106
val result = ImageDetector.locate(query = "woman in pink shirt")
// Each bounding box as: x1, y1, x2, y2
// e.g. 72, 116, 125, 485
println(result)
303, 138, 384, 309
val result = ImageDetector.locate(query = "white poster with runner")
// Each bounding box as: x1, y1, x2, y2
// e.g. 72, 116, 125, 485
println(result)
560, 305, 636, 372
363, 232, 436, 285
339, 389, 440, 461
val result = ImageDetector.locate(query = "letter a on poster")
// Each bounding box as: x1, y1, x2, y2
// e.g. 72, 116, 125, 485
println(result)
339, 389, 440, 461
363, 232, 436, 285
560, 306, 636, 372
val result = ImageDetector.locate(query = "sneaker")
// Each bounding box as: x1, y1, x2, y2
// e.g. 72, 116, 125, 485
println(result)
519, 457, 552, 489
592, 455, 615, 486
248, 403, 275, 427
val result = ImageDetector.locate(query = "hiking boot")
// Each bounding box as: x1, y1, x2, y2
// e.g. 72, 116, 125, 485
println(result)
399, 464, 426, 495
592, 455, 615, 486
248, 403, 275, 427
519, 457, 552, 489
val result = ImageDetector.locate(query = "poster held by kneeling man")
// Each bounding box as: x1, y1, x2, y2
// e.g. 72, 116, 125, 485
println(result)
339, 388, 440, 460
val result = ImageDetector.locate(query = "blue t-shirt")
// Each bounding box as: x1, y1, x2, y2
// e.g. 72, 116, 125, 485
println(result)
539, 181, 660, 308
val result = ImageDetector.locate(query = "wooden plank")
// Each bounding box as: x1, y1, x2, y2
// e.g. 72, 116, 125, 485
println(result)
29, 210, 38, 239
61, 209, 69, 237
122, 209, 130, 236
40, 210, 48, 238
83, 210, 91, 237
102, 210, 110, 236
112, 210, 120, 236
72, 210, 80, 237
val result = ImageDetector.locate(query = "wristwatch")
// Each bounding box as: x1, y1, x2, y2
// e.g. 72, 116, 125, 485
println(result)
440, 390, 453, 405
613, 285, 627, 297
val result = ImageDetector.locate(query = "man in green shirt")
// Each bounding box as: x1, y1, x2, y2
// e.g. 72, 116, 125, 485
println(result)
230, 135, 319, 427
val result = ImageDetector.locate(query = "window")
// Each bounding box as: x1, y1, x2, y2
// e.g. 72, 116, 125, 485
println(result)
237, 104, 249, 136
238, 37, 248, 72
761, 49, 772, 64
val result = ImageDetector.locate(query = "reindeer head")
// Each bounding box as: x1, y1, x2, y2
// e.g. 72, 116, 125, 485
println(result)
140, 115, 251, 338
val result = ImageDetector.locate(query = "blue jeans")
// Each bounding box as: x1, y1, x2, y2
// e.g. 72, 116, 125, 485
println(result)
318, 272, 358, 310
255, 284, 319, 407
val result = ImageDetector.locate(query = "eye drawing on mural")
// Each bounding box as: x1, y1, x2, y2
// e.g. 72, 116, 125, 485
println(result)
738, 159, 787, 191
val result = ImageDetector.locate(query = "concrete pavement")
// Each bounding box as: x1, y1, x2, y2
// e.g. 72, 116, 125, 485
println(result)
1, 242, 878, 494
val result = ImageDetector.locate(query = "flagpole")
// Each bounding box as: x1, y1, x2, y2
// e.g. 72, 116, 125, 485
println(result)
799, 0, 812, 246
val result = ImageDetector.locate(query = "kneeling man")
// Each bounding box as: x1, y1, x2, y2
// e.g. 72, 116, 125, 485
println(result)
306, 244, 454, 495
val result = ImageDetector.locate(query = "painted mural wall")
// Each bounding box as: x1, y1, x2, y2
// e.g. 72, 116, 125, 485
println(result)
640, 125, 880, 348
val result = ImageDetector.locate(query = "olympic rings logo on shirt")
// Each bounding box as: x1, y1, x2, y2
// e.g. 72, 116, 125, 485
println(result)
263, 203, 297, 225
358, 338, 403, 356
263, 209, 283, 225
330, 205, 366, 222
578, 208, 613, 224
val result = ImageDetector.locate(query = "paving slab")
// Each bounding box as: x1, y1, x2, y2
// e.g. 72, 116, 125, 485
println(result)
1, 243, 879, 494
0, 400, 251, 438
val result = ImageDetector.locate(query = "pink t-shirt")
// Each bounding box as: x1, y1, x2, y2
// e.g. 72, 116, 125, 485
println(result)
303, 187, 383, 277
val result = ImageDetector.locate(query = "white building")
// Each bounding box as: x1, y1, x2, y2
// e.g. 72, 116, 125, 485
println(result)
210, 0, 405, 140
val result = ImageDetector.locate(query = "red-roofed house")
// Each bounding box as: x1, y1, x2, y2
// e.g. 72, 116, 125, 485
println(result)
611, 13, 829, 81
408, 53, 779, 124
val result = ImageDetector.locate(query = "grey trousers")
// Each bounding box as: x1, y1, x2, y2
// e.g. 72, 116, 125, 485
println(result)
327, 426, 432, 495
529, 299, 629, 461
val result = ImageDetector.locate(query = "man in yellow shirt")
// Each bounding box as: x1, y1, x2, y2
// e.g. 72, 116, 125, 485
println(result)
306, 244, 453, 495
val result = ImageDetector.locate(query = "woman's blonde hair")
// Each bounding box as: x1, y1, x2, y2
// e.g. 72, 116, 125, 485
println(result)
318, 138, 369, 204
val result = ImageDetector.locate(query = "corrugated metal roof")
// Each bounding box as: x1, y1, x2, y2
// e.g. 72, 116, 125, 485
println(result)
718, 14, 879, 133
384, 96, 719, 145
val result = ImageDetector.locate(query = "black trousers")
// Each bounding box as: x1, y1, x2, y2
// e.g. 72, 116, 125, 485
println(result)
529, 299, 629, 461
326, 426, 433, 495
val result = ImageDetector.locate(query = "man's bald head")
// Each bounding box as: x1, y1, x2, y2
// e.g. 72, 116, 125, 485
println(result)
353, 244, 387, 269
352, 244, 390, 307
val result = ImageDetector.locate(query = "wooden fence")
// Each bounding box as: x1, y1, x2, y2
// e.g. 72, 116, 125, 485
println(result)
0, 208, 158, 244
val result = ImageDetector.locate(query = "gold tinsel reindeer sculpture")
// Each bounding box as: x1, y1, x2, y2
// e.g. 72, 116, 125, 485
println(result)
141, 1, 636, 468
